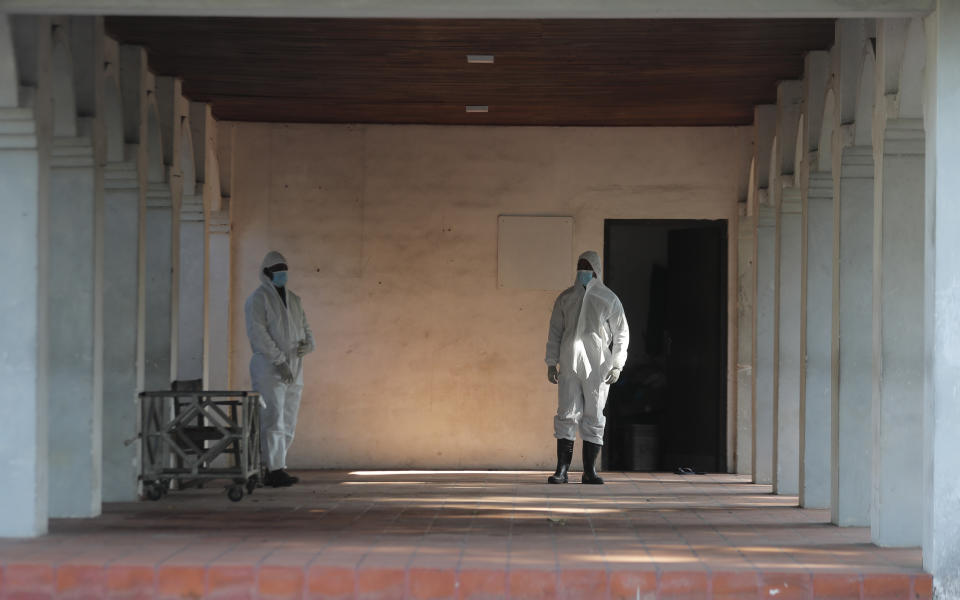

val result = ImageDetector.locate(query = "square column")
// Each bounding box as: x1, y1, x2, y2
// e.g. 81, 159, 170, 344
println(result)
871, 119, 924, 547
47, 134, 102, 518
736, 215, 754, 475
924, 1, 960, 590
101, 155, 140, 502
831, 145, 874, 527
176, 193, 204, 381
753, 203, 777, 484
0, 104, 49, 536
145, 182, 173, 390
204, 209, 231, 388
800, 171, 833, 509
775, 187, 802, 495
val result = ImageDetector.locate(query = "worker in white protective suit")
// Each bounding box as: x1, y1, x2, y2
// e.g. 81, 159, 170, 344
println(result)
245, 251, 315, 488
545, 250, 629, 485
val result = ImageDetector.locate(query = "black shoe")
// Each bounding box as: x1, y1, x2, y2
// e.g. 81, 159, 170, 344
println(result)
581, 441, 604, 485
264, 469, 296, 487
280, 469, 299, 485
547, 438, 575, 484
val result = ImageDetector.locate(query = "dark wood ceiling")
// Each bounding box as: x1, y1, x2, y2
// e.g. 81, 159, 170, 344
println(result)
105, 18, 835, 126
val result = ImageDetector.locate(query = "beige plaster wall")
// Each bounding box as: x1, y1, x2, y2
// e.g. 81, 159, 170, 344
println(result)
229, 123, 752, 470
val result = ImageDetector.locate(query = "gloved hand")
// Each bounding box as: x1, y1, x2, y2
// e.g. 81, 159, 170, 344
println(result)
276, 362, 294, 384
547, 365, 559, 384
604, 367, 621, 384
257, 395, 267, 409
296, 340, 310, 358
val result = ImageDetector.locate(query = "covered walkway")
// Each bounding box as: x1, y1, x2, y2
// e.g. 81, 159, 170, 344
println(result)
3, 0, 960, 597
0, 472, 929, 599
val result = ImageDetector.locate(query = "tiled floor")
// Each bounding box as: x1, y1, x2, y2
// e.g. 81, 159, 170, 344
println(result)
0, 471, 930, 599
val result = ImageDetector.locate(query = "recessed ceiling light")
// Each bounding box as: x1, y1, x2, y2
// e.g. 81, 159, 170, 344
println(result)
467, 54, 495, 64
466, 105, 489, 113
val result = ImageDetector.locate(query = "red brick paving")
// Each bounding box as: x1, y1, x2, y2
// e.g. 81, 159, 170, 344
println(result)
0, 471, 930, 599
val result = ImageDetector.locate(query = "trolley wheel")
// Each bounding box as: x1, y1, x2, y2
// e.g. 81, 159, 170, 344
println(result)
227, 486, 245, 502
246, 476, 258, 494
145, 484, 163, 501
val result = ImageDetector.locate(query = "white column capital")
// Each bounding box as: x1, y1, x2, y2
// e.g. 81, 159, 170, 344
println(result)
781, 186, 803, 214
208, 210, 230, 234
841, 145, 875, 178
808, 171, 834, 198
0, 107, 38, 150
883, 119, 925, 155
146, 181, 171, 208
104, 160, 137, 190
180, 192, 203, 222
50, 135, 94, 169
758, 204, 777, 227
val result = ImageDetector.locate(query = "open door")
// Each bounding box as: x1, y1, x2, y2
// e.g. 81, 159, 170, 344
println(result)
603, 219, 727, 473
662, 226, 727, 473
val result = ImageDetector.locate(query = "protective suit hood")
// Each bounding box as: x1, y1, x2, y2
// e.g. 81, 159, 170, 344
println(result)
579, 250, 602, 282
260, 251, 288, 287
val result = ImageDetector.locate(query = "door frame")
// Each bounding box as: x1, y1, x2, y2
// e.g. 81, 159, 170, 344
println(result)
603, 218, 729, 472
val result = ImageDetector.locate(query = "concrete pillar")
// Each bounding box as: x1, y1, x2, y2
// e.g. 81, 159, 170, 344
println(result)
775, 187, 802, 495
923, 4, 960, 593
0, 106, 49, 534
871, 119, 924, 547
800, 171, 834, 509
831, 144, 874, 526
144, 181, 173, 390
176, 192, 204, 381
0, 15, 50, 536
205, 208, 231, 388
754, 203, 777, 485
47, 132, 101, 517
101, 154, 139, 501
736, 214, 754, 475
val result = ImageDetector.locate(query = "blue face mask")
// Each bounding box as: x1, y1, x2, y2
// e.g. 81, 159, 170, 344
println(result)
576, 270, 593, 286
272, 271, 288, 287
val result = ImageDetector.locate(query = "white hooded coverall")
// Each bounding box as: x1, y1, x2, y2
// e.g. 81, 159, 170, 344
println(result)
245, 251, 316, 471
545, 251, 629, 446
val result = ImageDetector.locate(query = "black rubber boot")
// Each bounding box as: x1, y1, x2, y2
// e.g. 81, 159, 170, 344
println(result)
547, 438, 575, 484
264, 469, 296, 487
581, 441, 605, 485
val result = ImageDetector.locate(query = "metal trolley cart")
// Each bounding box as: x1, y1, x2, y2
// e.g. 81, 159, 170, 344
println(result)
138, 389, 262, 502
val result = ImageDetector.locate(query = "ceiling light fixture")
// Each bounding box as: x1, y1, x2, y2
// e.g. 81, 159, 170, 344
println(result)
467, 54, 495, 64
466, 105, 489, 113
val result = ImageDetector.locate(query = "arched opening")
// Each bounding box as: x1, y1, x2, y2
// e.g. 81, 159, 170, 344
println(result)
768, 135, 778, 193
818, 90, 836, 172
899, 18, 926, 119
854, 46, 876, 148
103, 76, 125, 163
146, 104, 165, 183
179, 123, 196, 197
50, 23, 77, 138
794, 114, 805, 179
0, 16, 18, 108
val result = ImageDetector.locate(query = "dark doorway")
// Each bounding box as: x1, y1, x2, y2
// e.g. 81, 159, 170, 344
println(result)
603, 219, 727, 473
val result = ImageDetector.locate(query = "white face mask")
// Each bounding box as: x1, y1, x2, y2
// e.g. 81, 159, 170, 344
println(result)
576, 270, 593, 286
